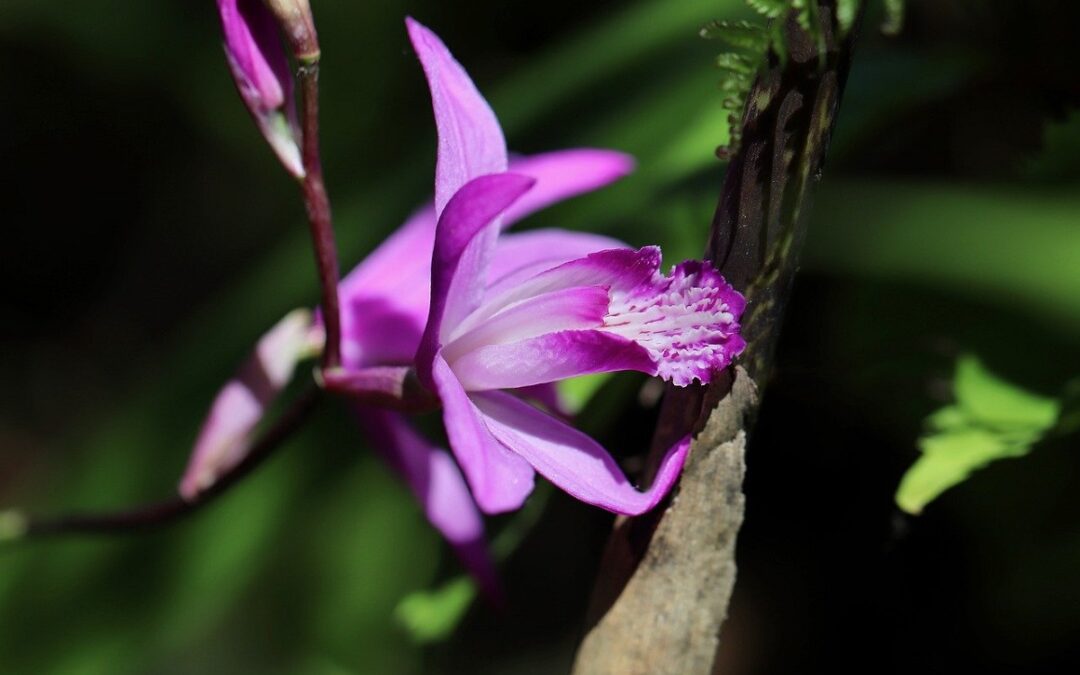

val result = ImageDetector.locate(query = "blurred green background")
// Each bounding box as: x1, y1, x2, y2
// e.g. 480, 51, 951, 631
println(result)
1, 0, 1078, 673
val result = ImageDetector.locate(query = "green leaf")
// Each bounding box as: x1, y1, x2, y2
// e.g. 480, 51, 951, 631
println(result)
896, 428, 1028, 515
954, 355, 1060, 431
896, 356, 1061, 514
394, 577, 478, 645
559, 373, 614, 415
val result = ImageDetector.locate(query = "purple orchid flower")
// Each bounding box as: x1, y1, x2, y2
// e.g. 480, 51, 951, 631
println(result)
179, 19, 637, 593
403, 17, 746, 516
217, 0, 304, 177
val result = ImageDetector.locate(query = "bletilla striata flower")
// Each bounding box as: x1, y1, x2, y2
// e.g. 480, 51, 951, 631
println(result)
216, 0, 304, 177
406, 20, 746, 517
180, 19, 639, 593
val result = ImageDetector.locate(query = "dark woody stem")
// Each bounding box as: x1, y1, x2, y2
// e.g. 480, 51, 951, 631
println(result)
3, 388, 321, 540
297, 58, 343, 370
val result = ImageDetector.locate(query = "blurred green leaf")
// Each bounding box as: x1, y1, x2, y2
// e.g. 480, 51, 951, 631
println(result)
808, 182, 1080, 334
954, 355, 1060, 431
559, 374, 613, 415
896, 356, 1060, 514
395, 576, 478, 645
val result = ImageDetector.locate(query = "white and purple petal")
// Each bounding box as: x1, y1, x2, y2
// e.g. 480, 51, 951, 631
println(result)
471, 391, 690, 515
452, 247, 746, 390
450, 330, 656, 391
602, 259, 746, 386
486, 229, 627, 300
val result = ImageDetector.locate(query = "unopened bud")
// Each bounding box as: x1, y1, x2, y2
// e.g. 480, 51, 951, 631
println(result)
217, 0, 305, 177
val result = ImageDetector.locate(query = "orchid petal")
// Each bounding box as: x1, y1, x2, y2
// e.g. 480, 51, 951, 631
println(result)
503, 149, 635, 226
406, 17, 508, 216
179, 309, 320, 500
418, 173, 535, 385
356, 408, 499, 597
443, 285, 610, 360
453, 247, 658, 344
431, 355, 535, 514
334, 206, 435, 369
472, 391, 690, 515
451, 330, 656, 391
486, 229, 627, 299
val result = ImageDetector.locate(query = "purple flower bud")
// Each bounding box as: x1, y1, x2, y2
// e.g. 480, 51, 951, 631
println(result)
217, 0, 304, 177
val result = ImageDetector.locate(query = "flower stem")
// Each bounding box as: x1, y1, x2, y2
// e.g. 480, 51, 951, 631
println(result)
297, 59, 342, 370
4, 388, 320, 540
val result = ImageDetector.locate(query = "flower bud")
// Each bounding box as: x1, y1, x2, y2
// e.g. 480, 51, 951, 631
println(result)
216, 0, 305, 177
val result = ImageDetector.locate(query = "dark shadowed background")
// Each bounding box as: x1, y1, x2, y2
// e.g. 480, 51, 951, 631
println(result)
2, 1, 1079, 673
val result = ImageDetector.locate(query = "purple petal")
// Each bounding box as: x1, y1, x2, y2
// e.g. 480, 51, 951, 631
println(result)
356, 408, 499, 597
486, 229, 627, 299
503, 149, 635, 226
456, 247, 661, 344
431, 355, 536, 514
406, 17, 508, 216
443, 286, 610, 362
179, 310, 319, 500
472, 391, 690, 515
417, 173, 535, 386
450, 330, 656, 391
335, 206, 435, 369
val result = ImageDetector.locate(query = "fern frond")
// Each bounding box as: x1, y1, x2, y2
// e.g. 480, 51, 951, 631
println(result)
745, 0, 786, 19
699, 20, 769, 51
715, 52, 757, 75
